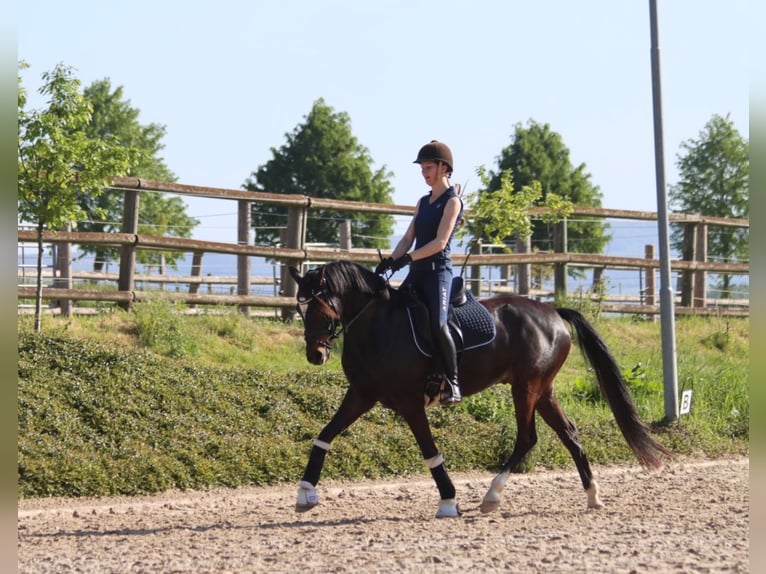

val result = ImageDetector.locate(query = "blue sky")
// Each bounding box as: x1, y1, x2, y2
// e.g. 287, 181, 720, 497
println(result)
18, 1, 751, 243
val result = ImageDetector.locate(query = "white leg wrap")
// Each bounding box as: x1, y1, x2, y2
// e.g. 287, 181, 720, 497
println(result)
295, 480, 319, 513
313, 439, 331, 451
436, 498, 461, 518
424, 453, 444, 469
480, 471, 510, 514
587, 480, 604, 509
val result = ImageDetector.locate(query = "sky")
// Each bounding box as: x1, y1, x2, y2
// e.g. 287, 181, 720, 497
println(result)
17, 0, 752, 244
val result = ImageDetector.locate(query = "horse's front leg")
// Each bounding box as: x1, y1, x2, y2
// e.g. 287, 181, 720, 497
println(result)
402, 406, 460, 518
295, 387, 375, 513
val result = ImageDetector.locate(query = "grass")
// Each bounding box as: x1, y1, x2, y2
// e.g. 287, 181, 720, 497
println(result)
17, 300, 749, 498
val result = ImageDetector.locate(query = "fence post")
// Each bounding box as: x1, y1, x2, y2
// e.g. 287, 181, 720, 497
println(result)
468, 240, 482, 296
679, 223, 695, 307
54, 222, 73, 317
591, 267, 604, 293
237, 199, 252, 316
117, 190, 139, 310
501, 262, 511, 294
280, 205, 305, 321
644, 244, 656, 321
693, 223, 707, 307
159, 253, 167, 291
553, 219, 568, 300
339, 219, 352, 250
516, 233, 530, 296
188, 251, 204, 310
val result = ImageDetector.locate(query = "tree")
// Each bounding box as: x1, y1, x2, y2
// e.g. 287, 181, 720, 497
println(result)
18, 62, 139, 332
136, 193, 198, 272
487, 120, 610, 264
77, 78, 195, 271
244, 98, 394, 248
458, 166, 572, 249
669, 114, 749, 297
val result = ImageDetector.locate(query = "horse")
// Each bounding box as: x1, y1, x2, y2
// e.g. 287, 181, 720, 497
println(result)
288, 260, 670, 517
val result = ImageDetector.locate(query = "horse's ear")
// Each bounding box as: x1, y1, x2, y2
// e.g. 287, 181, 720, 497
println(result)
288, 266, 303, 285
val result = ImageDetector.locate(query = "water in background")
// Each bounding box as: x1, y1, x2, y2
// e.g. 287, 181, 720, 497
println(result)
20, 219, 745, 299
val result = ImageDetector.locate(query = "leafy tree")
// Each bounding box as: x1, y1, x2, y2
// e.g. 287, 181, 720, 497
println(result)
487, 120, 610, 265
458, 166, 572, 248
78, 78, 195, 271
669, 114, 749, 297
136, 193, 199, 271
244, 98, 394, 248
18, 62, 139, 332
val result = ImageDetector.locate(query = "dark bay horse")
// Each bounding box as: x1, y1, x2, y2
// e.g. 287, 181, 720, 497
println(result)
289, 260, 670, 517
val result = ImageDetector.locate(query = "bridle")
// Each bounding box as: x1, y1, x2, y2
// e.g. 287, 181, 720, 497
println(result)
296, 281, 341, 349
296, 273, 375, 348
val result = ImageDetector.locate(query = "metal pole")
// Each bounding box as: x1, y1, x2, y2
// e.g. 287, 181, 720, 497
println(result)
649, 0, 679, 421
237, 199, 252, 316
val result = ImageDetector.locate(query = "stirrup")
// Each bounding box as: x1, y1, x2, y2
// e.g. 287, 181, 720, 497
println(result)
440, 381, 462, 406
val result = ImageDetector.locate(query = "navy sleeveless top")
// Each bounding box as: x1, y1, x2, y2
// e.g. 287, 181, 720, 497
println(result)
413, 186, 463, 264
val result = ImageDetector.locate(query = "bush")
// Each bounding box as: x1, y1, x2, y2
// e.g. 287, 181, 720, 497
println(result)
17, 314, 749, 499
131, 297, 196, 357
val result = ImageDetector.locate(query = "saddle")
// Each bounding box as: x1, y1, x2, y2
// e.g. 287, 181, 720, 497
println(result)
397, 276, 496, 359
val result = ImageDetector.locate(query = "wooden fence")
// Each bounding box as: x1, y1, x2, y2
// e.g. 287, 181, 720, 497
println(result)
17, 177, 750, 318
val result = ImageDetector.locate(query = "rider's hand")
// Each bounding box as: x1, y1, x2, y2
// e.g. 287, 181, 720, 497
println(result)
390, 253, 412, 273
374, 257, 394, 275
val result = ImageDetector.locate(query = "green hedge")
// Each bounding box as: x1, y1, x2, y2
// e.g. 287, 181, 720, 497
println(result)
18, 318, 748, 498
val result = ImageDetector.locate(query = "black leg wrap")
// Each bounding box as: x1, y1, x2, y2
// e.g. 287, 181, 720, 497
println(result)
430, 464, 456, 500
301, 446, 328, 486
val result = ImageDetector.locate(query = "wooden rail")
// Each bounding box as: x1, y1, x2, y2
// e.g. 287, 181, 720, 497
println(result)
18, 177, 749, 317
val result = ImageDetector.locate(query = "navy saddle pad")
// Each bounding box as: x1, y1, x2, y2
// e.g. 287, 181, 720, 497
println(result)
406, 288, 496, 358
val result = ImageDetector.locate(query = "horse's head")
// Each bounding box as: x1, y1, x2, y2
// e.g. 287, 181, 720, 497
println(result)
289, 265, 340, 365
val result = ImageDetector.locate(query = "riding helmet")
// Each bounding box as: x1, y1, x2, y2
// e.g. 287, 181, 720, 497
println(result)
414, 140, 453, 173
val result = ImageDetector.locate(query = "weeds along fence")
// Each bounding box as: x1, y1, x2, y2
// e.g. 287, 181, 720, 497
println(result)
17, 177, 749, 319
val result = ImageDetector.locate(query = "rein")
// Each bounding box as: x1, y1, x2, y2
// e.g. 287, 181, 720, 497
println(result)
330, 297, 375, 341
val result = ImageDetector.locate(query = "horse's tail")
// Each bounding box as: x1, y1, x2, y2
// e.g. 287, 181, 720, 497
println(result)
556, 308, 672, 470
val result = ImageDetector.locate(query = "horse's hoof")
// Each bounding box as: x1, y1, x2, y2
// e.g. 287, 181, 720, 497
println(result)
479, 499, 500, 514
295, 502, 318, 513
435, 498, 461, 518
586, 481, 604, 510
296, 481, 319, 512
480, 486, 502, 513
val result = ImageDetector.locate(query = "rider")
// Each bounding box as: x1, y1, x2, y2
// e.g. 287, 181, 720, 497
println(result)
375, 140, 464, 405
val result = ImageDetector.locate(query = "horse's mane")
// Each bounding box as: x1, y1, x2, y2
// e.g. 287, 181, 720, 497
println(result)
322, 260, 388, 298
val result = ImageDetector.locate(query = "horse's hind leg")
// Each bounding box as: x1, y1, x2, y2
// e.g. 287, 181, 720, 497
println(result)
480, 384, 539, 514
296, 388, 375, 513
535, 391, 604, 509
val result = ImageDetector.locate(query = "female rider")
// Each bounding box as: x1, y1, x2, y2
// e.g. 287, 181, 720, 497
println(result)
375, 140, 464, 405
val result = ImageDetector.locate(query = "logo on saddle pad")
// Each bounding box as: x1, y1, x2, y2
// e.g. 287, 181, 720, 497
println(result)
402, 277, 496, 358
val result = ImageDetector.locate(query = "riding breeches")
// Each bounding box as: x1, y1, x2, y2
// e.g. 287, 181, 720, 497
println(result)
400, 259, 458, 381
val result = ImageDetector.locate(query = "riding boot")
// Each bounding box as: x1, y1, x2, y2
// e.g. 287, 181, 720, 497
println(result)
436, 324, 462, 405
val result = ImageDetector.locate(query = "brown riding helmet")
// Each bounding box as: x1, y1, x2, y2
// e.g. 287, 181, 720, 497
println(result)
414, 140, 453, 174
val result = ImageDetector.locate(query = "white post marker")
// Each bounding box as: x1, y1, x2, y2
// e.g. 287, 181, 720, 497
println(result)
680, 389, 693, 415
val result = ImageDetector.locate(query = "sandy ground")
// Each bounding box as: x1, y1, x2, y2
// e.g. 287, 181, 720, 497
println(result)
18, 456, 748, 573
